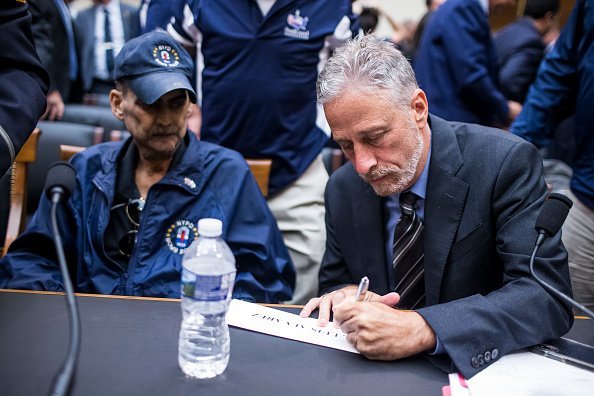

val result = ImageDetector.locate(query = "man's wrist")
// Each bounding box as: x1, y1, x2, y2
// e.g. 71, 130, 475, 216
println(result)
413, 312, 437, 352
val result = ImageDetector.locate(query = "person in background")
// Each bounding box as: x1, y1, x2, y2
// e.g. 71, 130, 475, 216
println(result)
157, 0, 359, 304
511, 0, 594, 311
410, 0, 445, 61
357, 4, 416, 60
28, 0, 79, 121
414, 0, 522, 128
494, 0, 560, 103
300, 35, 572, 379
74, 0, 140, 95
0, 31, 294, 303
359, 7, 379, 34
0, 0, 49, 176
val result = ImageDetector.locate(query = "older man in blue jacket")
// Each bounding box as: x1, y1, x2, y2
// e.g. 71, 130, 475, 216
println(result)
0, 31, 295, 303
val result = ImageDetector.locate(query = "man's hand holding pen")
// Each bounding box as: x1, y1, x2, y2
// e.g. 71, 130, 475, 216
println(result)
300, 277, 437, 360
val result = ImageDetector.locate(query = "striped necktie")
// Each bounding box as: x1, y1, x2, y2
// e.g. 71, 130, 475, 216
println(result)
392, 191, 425, 309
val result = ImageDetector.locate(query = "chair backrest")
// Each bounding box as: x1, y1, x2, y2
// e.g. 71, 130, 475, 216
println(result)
60, 145, 86, 161
107, 129, 131, 142
322, 147, 345, 175
27, 121, 103, 215
245, 159, 272, 198
2, 129, 41, 256
57, 146, 272, 198
61, 104, 125, 142
82, 93, 112, 108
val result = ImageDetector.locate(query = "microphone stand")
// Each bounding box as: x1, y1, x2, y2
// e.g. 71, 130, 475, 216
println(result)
530, 232, 594, 320
48, 188, 81, 396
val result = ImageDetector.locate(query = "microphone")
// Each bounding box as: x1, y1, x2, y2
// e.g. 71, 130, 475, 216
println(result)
44, 162, 80, 396
45, 161, 77, 204
529, 193, 594, 320
534, 192, 573, 248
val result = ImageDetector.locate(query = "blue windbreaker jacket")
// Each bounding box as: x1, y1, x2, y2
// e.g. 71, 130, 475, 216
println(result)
0, 134, 295, 302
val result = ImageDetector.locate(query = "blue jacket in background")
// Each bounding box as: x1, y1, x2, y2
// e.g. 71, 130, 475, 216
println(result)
414, 0, 509, 127
493, 17, 545, 103
0, 134, 295, 303
511, 0, 594, 211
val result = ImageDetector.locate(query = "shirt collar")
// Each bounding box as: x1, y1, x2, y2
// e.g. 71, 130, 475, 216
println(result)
103, 0, 120, 13
410, 143, 431, 201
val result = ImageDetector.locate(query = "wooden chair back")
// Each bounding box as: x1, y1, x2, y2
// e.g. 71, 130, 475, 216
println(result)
2, 129, 41, 256
58, 147, 272, 199
60, 145, 85, 161
245, 159, 272, 198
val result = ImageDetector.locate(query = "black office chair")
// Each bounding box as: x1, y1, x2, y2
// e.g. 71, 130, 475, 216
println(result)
61, 104, 125, 142
26, 121, 103, 215
322, 147, 345, 175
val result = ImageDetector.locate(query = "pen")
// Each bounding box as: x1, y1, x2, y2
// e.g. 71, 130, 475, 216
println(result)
354, 276, 369, 302
530, 344, 594, 372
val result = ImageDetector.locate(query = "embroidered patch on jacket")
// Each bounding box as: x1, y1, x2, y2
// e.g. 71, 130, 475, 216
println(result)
165, 219, 198, 254
183, 177, 196, 189
284, 10, 310, 40
153, 44, 180, 67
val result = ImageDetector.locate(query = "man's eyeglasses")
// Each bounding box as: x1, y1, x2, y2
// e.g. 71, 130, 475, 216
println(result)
111, 198, 145, 257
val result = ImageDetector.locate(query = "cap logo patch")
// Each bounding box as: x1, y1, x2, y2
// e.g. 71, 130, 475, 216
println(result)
153, 44, 180, 67
165, 219, 198, 254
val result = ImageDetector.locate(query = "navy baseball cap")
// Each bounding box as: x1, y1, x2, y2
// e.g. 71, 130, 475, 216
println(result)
113, 31, 197, 105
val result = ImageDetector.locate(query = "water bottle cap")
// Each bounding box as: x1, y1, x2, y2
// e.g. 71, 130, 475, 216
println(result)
198, 218, 223, 237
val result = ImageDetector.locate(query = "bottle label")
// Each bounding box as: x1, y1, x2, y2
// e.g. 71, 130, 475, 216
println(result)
181, 268, 236, 302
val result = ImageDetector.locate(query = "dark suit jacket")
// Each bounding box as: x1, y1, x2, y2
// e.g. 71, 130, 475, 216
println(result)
28, 0, 75, 99
0, 1, 49, 175
414, 0, 508, 127
74, 2, 140, 93
320, 115, 573, 378
494, 17, 544, 103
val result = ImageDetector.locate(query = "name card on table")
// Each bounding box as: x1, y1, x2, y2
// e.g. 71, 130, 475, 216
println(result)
226, 299, 358, 354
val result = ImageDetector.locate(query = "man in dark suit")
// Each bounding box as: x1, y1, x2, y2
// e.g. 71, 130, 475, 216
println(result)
414, 0, 522, 128
494, 0, 560, 103
0, 0, 49, 175
74, 0, 140, 95
28, 0, 78, 120
300, 35, 573, 379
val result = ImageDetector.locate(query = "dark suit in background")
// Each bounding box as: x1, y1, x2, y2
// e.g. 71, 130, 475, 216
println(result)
28, 0, 77, 102
0, 0, 49, 175
321, 115, 573, 378
494, 17, 544, 103
414, 0, 510, 127
74, 0, 140, 94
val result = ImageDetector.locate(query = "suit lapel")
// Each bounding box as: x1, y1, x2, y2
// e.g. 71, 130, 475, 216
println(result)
352, 178, 391, 294
424, 116, 469, 305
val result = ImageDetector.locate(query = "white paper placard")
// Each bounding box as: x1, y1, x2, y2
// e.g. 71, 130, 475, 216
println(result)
226, 299, 358, 354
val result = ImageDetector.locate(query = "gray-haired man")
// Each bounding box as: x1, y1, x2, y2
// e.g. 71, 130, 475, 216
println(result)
300, 35, 573, 378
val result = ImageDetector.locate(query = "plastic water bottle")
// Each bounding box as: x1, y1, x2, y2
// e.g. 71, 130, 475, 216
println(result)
178, 218, 236, 379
